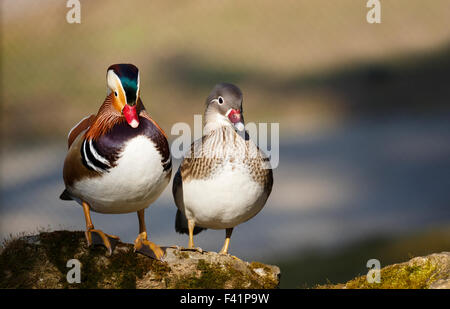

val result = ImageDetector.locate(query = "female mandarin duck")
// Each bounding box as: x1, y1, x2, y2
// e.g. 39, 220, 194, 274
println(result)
172, 83, 273, 254
60, 64, 171, 259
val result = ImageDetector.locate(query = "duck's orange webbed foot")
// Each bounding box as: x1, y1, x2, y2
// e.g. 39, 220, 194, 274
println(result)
85, 229, 120, 256
134, 232, 165, 260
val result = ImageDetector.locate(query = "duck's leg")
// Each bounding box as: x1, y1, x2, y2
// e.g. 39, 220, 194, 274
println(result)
134, 209, 165, 260
219, 228, 233, 254
82, 201, 119, 256
188, 219, 196, 249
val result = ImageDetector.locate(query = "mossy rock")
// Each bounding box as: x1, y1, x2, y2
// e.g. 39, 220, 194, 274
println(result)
318, 252, 450, 289
0, 230, 280, 289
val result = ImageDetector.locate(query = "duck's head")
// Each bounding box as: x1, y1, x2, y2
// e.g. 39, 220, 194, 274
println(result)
106, 63, 140, 128
205, 83, 245, 132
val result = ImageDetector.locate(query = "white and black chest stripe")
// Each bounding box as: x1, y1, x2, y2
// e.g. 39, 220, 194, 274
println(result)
81, 138, 114, 173
80, 117, 171, 174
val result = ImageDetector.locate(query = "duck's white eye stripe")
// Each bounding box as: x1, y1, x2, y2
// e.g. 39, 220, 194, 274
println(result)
136, 72, 140, 98
107, 70, 127, 103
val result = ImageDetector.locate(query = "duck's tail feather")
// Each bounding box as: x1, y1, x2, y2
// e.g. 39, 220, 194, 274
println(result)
59, 189, 73, 200
175, 209, 206, 235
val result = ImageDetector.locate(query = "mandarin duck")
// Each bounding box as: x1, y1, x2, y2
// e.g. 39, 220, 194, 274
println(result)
172, 83, 273, 254
60, 64, 171, 259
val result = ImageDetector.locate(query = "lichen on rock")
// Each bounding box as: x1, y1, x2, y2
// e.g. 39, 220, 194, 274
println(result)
0, 230, 280, 289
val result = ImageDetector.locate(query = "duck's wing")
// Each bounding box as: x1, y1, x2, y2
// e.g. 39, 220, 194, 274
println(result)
172, 166, 207, 235
172, 167, 183, 208
67, 115, 96, 149
172, 138, 210, 235
61, 117, 102, 200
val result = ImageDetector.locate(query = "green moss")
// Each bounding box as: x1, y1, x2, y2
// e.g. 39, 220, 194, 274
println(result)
60, 233, 169, 289
148, 259, 171, 281
171, 260, 231, 289
249, 261, 271, 273
0, 238, 41, 288
39, 231, 84, 288
339, 260, 439, 289
180, 252, 190, 259
0, 231, 171, 289
315, 280, 345, 289
170, 259, 277, 289
249, 261, 279, 288
1, 231, 278, 289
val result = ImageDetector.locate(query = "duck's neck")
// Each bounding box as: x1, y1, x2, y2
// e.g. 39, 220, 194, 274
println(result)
203, 109, 236, 135
85, 94, 123, 140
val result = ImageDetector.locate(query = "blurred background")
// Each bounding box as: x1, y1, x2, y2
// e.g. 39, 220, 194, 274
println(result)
1, 0, 450, 288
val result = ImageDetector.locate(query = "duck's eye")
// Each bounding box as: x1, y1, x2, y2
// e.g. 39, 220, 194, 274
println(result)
218, 96, 224, 104
114, 91, 118, 97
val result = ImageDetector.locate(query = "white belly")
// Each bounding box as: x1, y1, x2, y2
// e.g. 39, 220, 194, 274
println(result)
182, 163, 267, 229
72, 136, 170, 214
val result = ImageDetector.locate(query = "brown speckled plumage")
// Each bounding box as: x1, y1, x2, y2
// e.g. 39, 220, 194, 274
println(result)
173, 83, 274, 244
179, 126, 272, 192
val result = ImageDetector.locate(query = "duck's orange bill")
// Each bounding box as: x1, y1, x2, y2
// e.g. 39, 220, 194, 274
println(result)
123, 105, 139, 128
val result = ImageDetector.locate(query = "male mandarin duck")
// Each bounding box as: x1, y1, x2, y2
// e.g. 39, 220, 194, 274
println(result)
60, 64, 171, 259
172, 83, 273, 254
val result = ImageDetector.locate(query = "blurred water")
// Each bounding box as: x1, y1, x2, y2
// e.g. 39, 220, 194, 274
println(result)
1, 115, 450, 262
